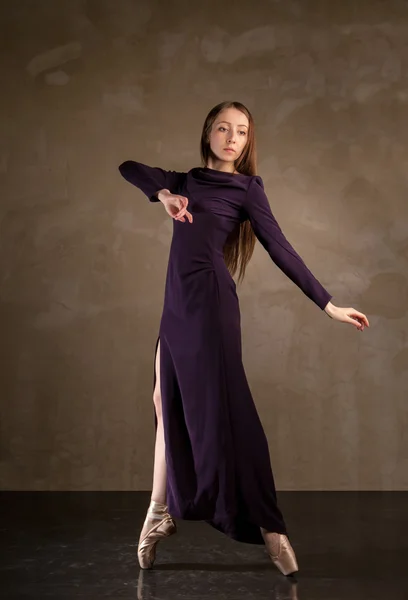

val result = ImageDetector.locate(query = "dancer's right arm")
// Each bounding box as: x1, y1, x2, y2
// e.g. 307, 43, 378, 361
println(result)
119, 160, 185, 201
118, 160, 193, 222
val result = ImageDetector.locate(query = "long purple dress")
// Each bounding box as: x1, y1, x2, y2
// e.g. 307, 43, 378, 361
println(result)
119, 161, 332, 545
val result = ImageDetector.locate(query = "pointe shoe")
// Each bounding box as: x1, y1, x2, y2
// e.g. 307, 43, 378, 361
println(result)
137, 500, 177, 569
261, 529, 299, 576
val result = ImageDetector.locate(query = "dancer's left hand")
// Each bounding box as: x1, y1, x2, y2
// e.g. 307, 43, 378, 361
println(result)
324, 301, 369, 331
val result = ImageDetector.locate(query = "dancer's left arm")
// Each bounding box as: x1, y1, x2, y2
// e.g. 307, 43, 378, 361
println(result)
244, 176, 369, 331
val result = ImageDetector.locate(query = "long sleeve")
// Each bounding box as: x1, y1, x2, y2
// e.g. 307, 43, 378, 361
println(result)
243, 175, 333, 310
118, 160, 186, 202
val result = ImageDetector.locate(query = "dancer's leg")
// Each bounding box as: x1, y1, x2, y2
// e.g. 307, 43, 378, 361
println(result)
138, 340, 176, 569
151, 339, 167, 505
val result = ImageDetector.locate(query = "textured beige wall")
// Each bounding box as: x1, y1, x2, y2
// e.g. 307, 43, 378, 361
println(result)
1, 0, 407, 491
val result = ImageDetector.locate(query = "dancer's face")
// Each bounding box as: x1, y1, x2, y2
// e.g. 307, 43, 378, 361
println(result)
207, 108, 249, 171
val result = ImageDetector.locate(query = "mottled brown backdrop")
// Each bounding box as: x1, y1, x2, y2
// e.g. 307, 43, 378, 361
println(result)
1, 0, 407, 491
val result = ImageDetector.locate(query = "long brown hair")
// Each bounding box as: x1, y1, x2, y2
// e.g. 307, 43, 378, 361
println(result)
199, 101, 257, 284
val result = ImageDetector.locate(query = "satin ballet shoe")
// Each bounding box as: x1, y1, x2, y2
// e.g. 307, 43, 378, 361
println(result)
261, 529, 299, 576
137, 500, 177, 569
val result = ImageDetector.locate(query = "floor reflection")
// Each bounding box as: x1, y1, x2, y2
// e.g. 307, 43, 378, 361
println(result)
0, 491, 407, 599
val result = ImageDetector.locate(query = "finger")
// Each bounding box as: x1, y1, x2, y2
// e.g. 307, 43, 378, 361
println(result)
176, 209, 193, 224
175, 196, 187, 209
175, 203, 187, 218
351, 311, 368, 325
354, 316, 368, 328
176, 197, 188, 209
347, 317, 362, 330
170, 205, 183, 218
175, 207, 187, 219
350, 310, 370, 327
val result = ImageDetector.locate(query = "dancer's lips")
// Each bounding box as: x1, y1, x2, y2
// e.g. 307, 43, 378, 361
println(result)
224, 148, 236, 153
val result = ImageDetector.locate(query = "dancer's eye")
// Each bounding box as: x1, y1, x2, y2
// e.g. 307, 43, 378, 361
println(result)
219, 127, 246, 136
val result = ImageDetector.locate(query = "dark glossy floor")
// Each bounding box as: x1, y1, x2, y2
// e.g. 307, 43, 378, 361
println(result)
1, 491, 407, 599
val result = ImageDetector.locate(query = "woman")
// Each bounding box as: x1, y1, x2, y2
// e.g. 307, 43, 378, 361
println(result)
119, 101, 369, 576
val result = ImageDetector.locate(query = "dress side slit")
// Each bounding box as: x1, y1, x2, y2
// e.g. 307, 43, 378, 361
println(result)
152, 334, 160, 433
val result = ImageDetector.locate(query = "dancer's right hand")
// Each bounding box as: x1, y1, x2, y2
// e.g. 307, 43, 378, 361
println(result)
157, 189, 193, 223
